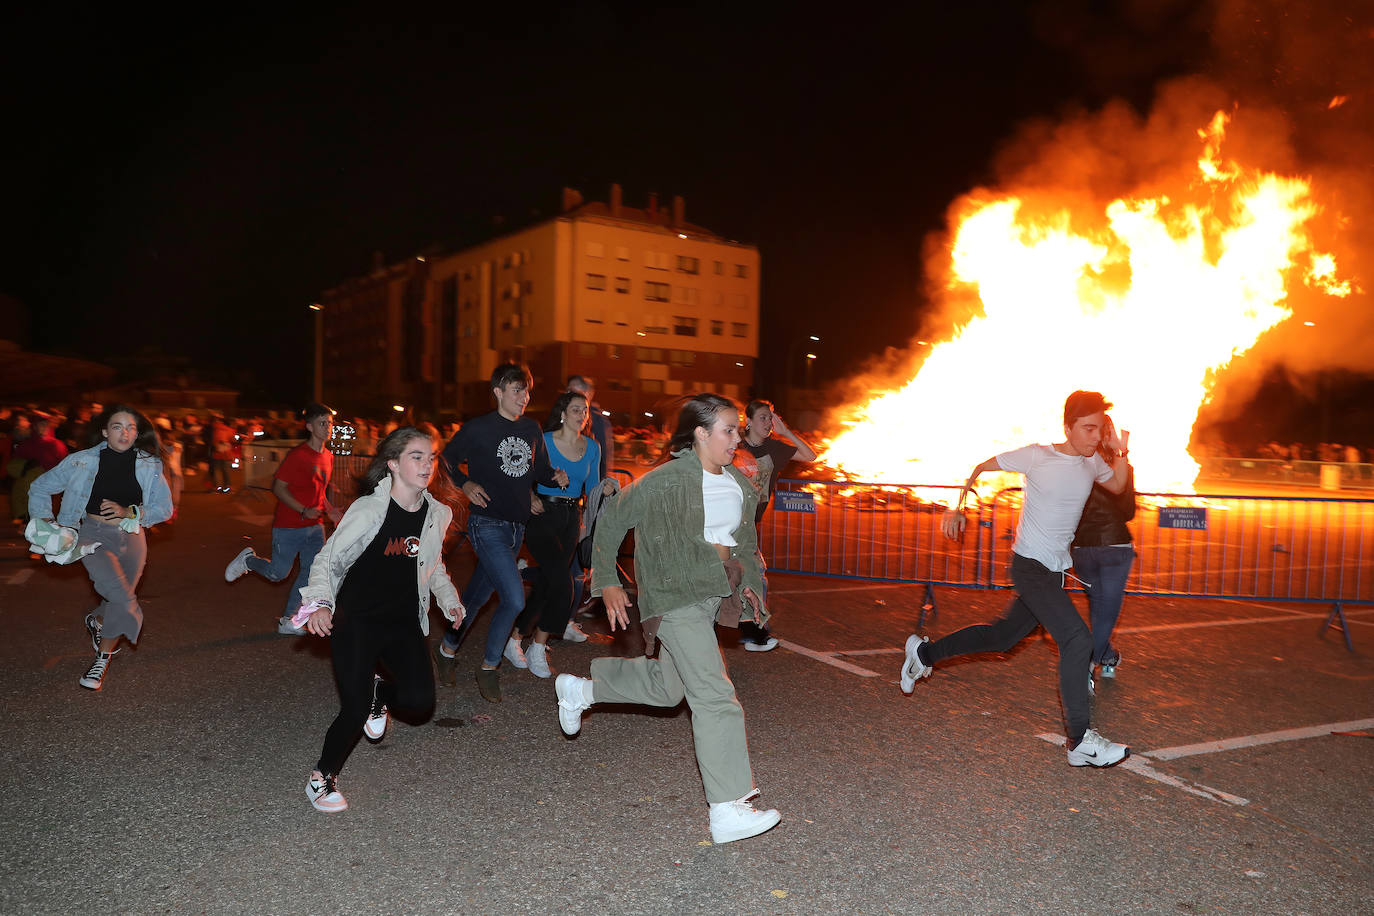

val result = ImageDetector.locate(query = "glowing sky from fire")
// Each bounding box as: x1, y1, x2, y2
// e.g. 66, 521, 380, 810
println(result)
819, 112, 1349, 495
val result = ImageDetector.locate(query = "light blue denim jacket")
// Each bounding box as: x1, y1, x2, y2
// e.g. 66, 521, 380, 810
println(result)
29, 443, 174, 528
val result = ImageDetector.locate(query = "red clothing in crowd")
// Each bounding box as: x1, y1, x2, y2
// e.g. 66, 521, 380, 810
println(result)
272, 442, 333, 529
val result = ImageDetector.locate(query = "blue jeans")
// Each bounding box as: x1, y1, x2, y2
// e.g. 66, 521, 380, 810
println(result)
1071, 545, 1135, 664
245, 524, 326, 617
442, 515, 526, 667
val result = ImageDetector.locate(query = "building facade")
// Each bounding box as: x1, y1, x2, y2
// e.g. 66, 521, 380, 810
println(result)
319, 188, 760, 423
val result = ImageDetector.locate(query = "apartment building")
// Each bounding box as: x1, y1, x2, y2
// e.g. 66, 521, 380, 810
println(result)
318, 186, 760, 422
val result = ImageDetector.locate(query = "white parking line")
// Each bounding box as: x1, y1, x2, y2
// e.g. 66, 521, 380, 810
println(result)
776, 639, 881, 677
1035, 718, 1374, 806
1143, 718, 1374, 760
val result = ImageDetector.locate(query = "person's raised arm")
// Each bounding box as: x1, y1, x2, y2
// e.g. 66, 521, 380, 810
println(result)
942, 456, 1001, 539
771, 414, 817, 463
1100, 423, 1131, 495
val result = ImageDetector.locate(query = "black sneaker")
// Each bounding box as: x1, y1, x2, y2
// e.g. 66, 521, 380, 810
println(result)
431, 641, 457, 688
80, 652, 112, 690
363, 675, 389, 741
475, 667, 502, 703
84, 614, 102, 653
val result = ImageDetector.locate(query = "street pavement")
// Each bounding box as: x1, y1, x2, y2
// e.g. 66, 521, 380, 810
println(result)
2, 487, 1371, 915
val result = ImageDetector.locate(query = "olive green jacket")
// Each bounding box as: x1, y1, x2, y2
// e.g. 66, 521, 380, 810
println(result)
589, 448, 768, 623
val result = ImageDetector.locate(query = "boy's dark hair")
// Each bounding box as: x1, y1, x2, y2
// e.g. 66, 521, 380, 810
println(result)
491, 363, 533, 392
1063, 390, 1112, 428
301, 402, 333, 422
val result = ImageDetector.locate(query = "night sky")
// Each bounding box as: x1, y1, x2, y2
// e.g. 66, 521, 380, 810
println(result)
4, 2, 1362, 412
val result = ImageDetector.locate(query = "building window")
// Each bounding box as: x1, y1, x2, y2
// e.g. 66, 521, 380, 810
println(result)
614, 276, 631, 294
644, 250, 671, 271
644, 320, 668, 335
644, 281, 670, 302
637, 348, 664, 362
711, 320, 724, 336
673, 316, 699, 336
608, 378, 632, 392
608, 345, 621, 359
523, 279, 533, 294
734, 263, 749, 278
586, 241, 605, 258
615, 246, 630, 261
578, 342, 598, 357
732, 322, 747, 337
714, 260, 724, 275
670, 350, 697, 367
586, 273, 607, 290
641, 379, 663, 394
677, 255, 699, 275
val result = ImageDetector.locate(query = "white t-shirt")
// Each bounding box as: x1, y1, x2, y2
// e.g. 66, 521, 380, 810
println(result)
997, 444, 1114, 571
702, 468, 743, 547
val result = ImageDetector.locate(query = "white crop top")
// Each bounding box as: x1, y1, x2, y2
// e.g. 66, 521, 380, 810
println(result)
701, 468, 743, 546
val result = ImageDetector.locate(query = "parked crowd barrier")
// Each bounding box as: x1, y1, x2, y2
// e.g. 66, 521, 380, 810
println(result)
764, 478, 1371, 647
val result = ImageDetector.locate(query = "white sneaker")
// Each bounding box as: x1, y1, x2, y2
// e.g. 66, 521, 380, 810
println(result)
899, 634, 931, 694
363, 675, 389, 741
306, 771, 348, 812
1066, 728, 1129, 767
561, 621, 589, 643
708, 789, 781, 844
276, 616, 306, 636
224, 546, 255, 582
526, 642, 554, 679
744, 636, 779, 652
555, 673, 593, 735
503, 637, 529, 669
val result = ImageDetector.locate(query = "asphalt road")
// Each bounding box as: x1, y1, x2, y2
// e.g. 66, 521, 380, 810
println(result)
3, 487, 1371, 915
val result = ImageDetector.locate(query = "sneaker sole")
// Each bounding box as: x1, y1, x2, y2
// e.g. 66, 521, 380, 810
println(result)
79, 678, 103, 691
308, 793, 348, 813
363, 716, 388, 741
710, 810, 781, 844
744, 638, 779, 652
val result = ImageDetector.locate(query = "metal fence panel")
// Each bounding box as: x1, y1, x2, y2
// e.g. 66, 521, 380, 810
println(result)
764, 479, 1374, 605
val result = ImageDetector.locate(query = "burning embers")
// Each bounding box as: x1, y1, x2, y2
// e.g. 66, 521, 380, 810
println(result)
820, 110, 1351, 496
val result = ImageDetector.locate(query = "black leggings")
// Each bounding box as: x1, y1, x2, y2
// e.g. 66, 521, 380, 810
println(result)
516, 500, 580, 637
927, 553, 1092, 741
316, 611, 435, 776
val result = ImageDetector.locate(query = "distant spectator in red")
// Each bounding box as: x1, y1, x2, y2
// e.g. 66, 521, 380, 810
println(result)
10, 413, 68, 523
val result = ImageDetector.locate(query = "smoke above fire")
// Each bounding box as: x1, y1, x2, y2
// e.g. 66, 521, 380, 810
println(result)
818, 3, 1371, 491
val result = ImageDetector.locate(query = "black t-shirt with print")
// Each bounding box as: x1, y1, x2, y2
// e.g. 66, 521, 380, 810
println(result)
336, 498, 428, 620
441, 410, 559, 523
734, 436, 799, 524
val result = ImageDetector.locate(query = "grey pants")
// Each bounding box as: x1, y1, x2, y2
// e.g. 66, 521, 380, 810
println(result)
78, 516, 148, 644
589, 596, 754, 804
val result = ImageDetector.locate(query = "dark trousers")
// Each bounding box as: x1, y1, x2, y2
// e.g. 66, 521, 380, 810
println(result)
516, 500, 580, 636
927, 552, 1092, 741
317, 611, 435, 776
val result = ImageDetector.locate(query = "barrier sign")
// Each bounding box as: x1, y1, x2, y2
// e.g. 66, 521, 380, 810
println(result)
1159, 507, 1207, 530
775, 491, 816, 513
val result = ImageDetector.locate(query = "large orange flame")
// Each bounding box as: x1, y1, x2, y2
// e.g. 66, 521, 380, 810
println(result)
820, 111, 1348, 495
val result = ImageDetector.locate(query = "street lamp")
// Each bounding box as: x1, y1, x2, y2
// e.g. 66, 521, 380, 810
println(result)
309, 304, 323, 402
